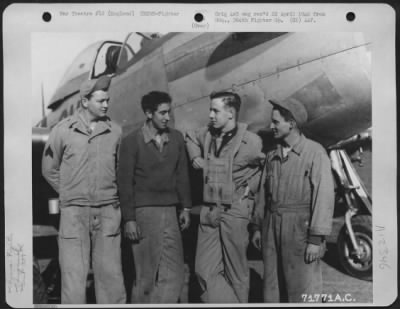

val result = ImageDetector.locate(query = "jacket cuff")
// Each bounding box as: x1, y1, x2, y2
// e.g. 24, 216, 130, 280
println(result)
307, 234, 324, 245
121, 206, 136, 222
249, 222, 261, 232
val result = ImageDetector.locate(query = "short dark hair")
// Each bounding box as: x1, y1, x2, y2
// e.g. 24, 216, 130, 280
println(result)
272, 105, 296, 123
210, 91, 241, 113
141, 91, 172, 113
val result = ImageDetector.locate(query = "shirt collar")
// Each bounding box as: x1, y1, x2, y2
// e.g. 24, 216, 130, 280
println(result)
142, 121, 169, 144
222, 126, 238, 139
291, 134, 306, 155
69, 111, 111, 134
271, 134, 306, 160
209, 125, 238, 138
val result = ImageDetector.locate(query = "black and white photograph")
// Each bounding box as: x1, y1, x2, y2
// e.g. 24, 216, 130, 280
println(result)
3, 3, 397, 307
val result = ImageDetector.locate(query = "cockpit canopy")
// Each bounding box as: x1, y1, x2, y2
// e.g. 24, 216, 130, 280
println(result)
48, 33, 153, 109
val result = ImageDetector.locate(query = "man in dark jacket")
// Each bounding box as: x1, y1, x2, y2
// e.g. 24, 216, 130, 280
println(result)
42, 76, 126, 304
118, 91, 191, 303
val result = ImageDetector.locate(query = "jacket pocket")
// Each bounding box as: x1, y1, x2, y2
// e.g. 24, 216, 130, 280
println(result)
234, 195, 254, 220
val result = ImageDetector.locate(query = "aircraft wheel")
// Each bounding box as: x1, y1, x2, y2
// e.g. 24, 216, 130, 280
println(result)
33, 257, 48, 304
337, 215, 372, 281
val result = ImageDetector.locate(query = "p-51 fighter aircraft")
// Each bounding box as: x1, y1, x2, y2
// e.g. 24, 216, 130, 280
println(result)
32, 32, 372, 302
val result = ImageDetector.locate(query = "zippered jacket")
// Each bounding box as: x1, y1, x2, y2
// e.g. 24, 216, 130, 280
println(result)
42, 112, 122, 207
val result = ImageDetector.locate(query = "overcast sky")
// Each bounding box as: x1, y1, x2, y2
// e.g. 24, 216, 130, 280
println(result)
31, 32, 128, 126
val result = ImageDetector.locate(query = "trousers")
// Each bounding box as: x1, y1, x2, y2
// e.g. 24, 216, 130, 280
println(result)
131, 206, 185, 303
195, 198, 252, 303
58, 205, 126, 304
262, 209, 322, 302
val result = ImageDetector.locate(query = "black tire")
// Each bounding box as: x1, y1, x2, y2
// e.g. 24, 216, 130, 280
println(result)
33, 258, 48, 304
337, 215, 372, 281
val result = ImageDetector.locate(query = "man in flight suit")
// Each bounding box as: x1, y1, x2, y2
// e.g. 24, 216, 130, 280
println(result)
42, 76, 126, 304
185, 91, 265, 303
251, 99, 335, 302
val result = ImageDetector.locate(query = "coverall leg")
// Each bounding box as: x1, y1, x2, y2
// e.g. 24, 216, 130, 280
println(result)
263, 210, 322, 303
195, 206, 238, 303
91, 205, 126, 304
58, 206, 91, 304
220, 202, 251, 303
131, 206, 184, 303
281, 212, 322, 302
151, 207, 185, 303
196, 200, 251, 303
262, 211, 282, 303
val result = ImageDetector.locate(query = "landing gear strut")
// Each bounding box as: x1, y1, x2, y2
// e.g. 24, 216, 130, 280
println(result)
330, 149, 372, 281
337, 215, 372, 281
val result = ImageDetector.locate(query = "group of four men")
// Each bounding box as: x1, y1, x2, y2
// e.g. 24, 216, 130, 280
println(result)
42, 75, 334, 304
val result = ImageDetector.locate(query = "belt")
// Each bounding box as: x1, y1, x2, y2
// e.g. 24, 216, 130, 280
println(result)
89, 202, 120, 208
205, 203, 230, 212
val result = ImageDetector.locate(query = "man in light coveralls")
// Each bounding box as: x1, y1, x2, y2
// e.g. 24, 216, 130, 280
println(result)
252, 99, 335, 302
